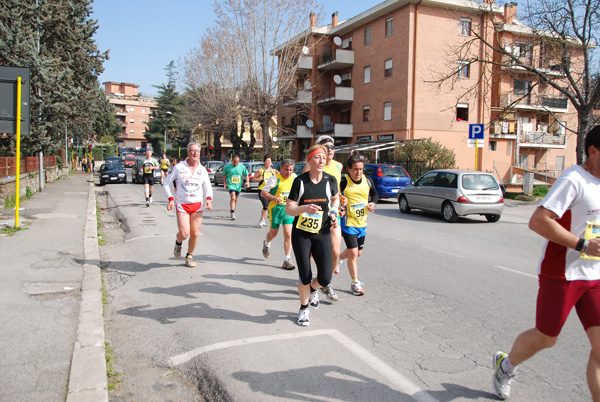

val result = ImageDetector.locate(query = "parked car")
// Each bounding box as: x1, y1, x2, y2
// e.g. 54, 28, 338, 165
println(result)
104, 157, 121, 165
397, 169, 504, 223
120, 152, 134, 161
203, 161, 224, 184
363, 164, 411, 199
123, 154, 136, 168
97, 161, 126, 185
131, 158, 162, 184
293, 162, 306, 175
213, 165, 225, 187
243, 161, 265, 192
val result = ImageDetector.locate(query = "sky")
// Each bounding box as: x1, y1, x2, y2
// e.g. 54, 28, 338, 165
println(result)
92, 0, 370, 98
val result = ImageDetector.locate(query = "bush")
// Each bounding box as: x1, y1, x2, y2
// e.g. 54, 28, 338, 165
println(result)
56, 155, 63, 169
532, 185, 550, 198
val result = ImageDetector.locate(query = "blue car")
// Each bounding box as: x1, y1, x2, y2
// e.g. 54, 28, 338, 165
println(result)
363, 163, 411, 199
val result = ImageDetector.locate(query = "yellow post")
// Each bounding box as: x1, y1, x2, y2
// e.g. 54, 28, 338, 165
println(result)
15, 77, 22, 228
474, 139, 478, 171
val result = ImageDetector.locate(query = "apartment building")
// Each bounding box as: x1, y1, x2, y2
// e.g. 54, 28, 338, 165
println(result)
276, 0, 579, 184
104, 82, 158, 149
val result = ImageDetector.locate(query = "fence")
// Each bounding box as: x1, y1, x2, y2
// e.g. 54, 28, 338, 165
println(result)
0, 156, 57, 178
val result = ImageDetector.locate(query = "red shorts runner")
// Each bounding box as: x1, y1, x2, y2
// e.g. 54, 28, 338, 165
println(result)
536, 276, 600, 337
176, 202, 203, 214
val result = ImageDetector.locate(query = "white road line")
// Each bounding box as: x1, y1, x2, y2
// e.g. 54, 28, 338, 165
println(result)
170, 329, 439, 402
494, 265, 537, 279
421, 246, 464, 259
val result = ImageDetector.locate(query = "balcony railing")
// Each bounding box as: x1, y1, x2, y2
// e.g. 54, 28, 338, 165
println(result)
520, 131, 566, 147
282, 90, 312, 106
316, 86, 353, 105
499, 93, 568, 112
317, 49, 354, 70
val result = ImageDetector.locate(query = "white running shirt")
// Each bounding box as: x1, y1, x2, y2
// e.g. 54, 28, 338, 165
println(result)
163, 160, 214, 207
538, 165, 600, 281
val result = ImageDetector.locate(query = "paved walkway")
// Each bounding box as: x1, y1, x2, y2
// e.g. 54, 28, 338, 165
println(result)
0, 171, 107, 402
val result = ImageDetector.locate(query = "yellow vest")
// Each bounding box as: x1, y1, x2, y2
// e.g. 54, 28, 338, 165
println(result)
267, 172, 296, 209
323, 160, 343, 190
258, 167, 276, 190
341, 174, 370, 228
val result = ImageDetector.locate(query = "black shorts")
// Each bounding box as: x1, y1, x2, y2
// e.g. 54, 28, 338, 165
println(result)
258, 191, 269, 210
143, 175, 155, 185
342, 232, 366, 250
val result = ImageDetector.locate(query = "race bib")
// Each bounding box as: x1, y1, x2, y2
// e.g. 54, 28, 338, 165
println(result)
581, 221, 600, 260
279, 191, 289, 205
231, 175, 241, 184
144, 165, 152, 174
349, 202, 368, 223
296, 210, 323, 234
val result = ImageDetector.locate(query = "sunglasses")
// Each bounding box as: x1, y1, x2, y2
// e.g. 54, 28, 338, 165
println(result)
324, 145, 335, 150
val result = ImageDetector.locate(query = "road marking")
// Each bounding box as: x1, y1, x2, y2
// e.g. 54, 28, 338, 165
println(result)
421, 246, 464, 259
495, 265, 537, 279
170, 329, 439, 402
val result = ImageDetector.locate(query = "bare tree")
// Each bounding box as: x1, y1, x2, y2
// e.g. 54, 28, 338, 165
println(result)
430, 0, 599, 164
183, 0, 323, 159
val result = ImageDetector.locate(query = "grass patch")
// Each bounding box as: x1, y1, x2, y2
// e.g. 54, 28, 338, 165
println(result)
105, 340, 121, 391
96, 201, 106, 246
0, 225, 28, 236
532, 185, 549, 198
4, 186, 34, 209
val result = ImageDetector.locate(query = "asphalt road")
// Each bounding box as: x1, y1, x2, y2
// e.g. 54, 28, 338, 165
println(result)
97, 172, 591, 402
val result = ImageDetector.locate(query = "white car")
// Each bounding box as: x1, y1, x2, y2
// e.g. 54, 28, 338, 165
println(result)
398, 169, 505, 222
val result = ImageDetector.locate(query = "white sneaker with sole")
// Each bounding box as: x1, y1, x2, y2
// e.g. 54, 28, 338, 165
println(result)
320, 284, 339, 301
309, 291, 319, 309
185, 255, 196, 268
492, 351, 513, 400
297, 308, 310, 326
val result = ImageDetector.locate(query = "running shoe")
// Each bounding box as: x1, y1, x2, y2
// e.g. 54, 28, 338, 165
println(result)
262, 241, 270, 258
351, 281, 365, 296
281, 260, 295, 270
320, 284, 339, 301
297, 308, 310, 326
335, 258, 342, 274
231, 212, 236, 220
185, 255, 196, 268
492, 351, 513, 400
309, 291, 319, 309
146, 200, 150, 207
173, 242, 182, 259
258, 219, 266, 228
149, 196, 153, 203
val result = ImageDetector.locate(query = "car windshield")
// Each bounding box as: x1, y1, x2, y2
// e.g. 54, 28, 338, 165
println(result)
380, 166, 408, 177
461, 174, 499, 190
105, 163, 121, 170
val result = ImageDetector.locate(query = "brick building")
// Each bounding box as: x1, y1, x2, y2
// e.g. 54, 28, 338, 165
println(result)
276, 0, 580, 185
103, 82, 158, 149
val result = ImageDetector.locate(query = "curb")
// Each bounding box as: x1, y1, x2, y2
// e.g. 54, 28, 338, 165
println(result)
66, 176, 108, 402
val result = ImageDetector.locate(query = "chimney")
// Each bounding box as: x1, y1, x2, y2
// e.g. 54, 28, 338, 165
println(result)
504, 2, 517, 23
310, 11, 316, 27
332, 11, 338, 28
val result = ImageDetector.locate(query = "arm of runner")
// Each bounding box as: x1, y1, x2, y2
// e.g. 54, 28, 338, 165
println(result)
261, 175, 279, 202
529, 206, 581, 250
163, 166, 176, 209
367, 177, 379, 207
201, 168, 214, 210
253, 168, 263, 182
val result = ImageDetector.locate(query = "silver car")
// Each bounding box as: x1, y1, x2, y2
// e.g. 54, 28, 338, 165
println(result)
398, 169, 504, 222
203, 161, 224, 184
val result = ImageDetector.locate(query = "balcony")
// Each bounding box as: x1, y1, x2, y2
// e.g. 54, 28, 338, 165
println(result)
499, 93, 568, 113
500, 55, 565, 77
317, 49, 354, 70
283, 90, 312, 106
519, 131, 566, 148
316, 123, 353, 138
297, 56, 312, 71
317, 86, 353, 105
296, 125, 312, 138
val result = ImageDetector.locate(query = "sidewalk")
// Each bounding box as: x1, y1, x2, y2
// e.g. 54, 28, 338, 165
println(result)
0, 171, 107, 401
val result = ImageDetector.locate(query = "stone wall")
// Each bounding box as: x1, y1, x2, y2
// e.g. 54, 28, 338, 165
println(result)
0, 165, 63, 210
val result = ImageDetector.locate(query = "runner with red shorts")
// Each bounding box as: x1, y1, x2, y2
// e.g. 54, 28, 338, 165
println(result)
163, 142, 213, 268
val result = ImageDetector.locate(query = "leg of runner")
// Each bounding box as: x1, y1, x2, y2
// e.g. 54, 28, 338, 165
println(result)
187, 211, 203, 255
586, 326, 600, 400
144, 183, 150, 206
330, 224, 341, 274
149, 184, 154, 203
263, 227, 279, 258
229, 191, 237, 219
176, 211, 191, 244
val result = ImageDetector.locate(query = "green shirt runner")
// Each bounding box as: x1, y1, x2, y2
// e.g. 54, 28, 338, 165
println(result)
223, 163, 249, 192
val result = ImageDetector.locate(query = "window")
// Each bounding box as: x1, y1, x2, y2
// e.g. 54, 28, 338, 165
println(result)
555, 156, 565, 171
142, 108, 146, 113
513, 79, 531, 95
342, 36, 352, 49
130, 118, 135, 123
489, 141, 497, 151
363, 106, 370, 122
458, 61, 470, 78
384, 102, 392, 120
364, 27, 371, 45
341, 72, 352, 87
364, 66, 371, 84
129, 130, 134, 135
384, 59, 393, 78
141, 119, 146, 124
129, 107, 135, 112
385, 18, 393, 37
459, 17, 471, 35
456, 103, 469, 121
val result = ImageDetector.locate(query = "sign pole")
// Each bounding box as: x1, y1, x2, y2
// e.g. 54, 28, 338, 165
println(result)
475, 139, 478, 171
15, 77, 22, 227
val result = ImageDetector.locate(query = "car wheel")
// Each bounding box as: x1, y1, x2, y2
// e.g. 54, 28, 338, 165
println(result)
99, 180, 105, 186
442, 201, 458, 223
485, 214, 501, 222
398, 195, 411, 213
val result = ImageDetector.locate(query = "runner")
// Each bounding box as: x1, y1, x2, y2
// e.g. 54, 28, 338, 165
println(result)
308, 135, 344, 302
261, 159, 296, 269
142, 149, 160, 207
286, 144, 340, 326
254, 156, 276, 228
222, 155, 250, 220
337, 153, 378, 296
163, 142, 213, 268
492, 126, 600, 400
160, 153, 170, 183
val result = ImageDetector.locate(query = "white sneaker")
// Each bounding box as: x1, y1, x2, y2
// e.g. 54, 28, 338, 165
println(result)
149, 196, 153, 203
492, 352, 514, 400
309, 291, 319, 309
351, 281, 365, 296
262, 241, 270, 258
297, 308, 310, 326
258, 219, 266, 228
231, 212, 236, 220
146, 200, 150, 207
335, 258, 343, 274
320, 284, 339, 301
185, 255, 196, 268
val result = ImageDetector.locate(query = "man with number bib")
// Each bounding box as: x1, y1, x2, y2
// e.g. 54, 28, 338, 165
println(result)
142, 149, 160, 207
261, 159, 296, 269
286, 145, 339, 326
338, 153, 378, 296
222, 155, 249, 220
254, 156, 276, 227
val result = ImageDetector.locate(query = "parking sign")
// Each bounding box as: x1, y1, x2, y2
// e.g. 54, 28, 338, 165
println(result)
469, 124, 484, 140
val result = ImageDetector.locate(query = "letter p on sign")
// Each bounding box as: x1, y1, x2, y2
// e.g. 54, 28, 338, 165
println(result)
469, 124, 484, 140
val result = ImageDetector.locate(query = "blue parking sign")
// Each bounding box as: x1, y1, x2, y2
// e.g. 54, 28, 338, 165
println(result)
469, 124, 484, 139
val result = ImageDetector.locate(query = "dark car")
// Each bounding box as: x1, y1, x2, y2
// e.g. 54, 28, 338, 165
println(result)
131, 158, 162, 184
97, 161, 126, 185
104, 157, 121, 165
363, 164, 411, 199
